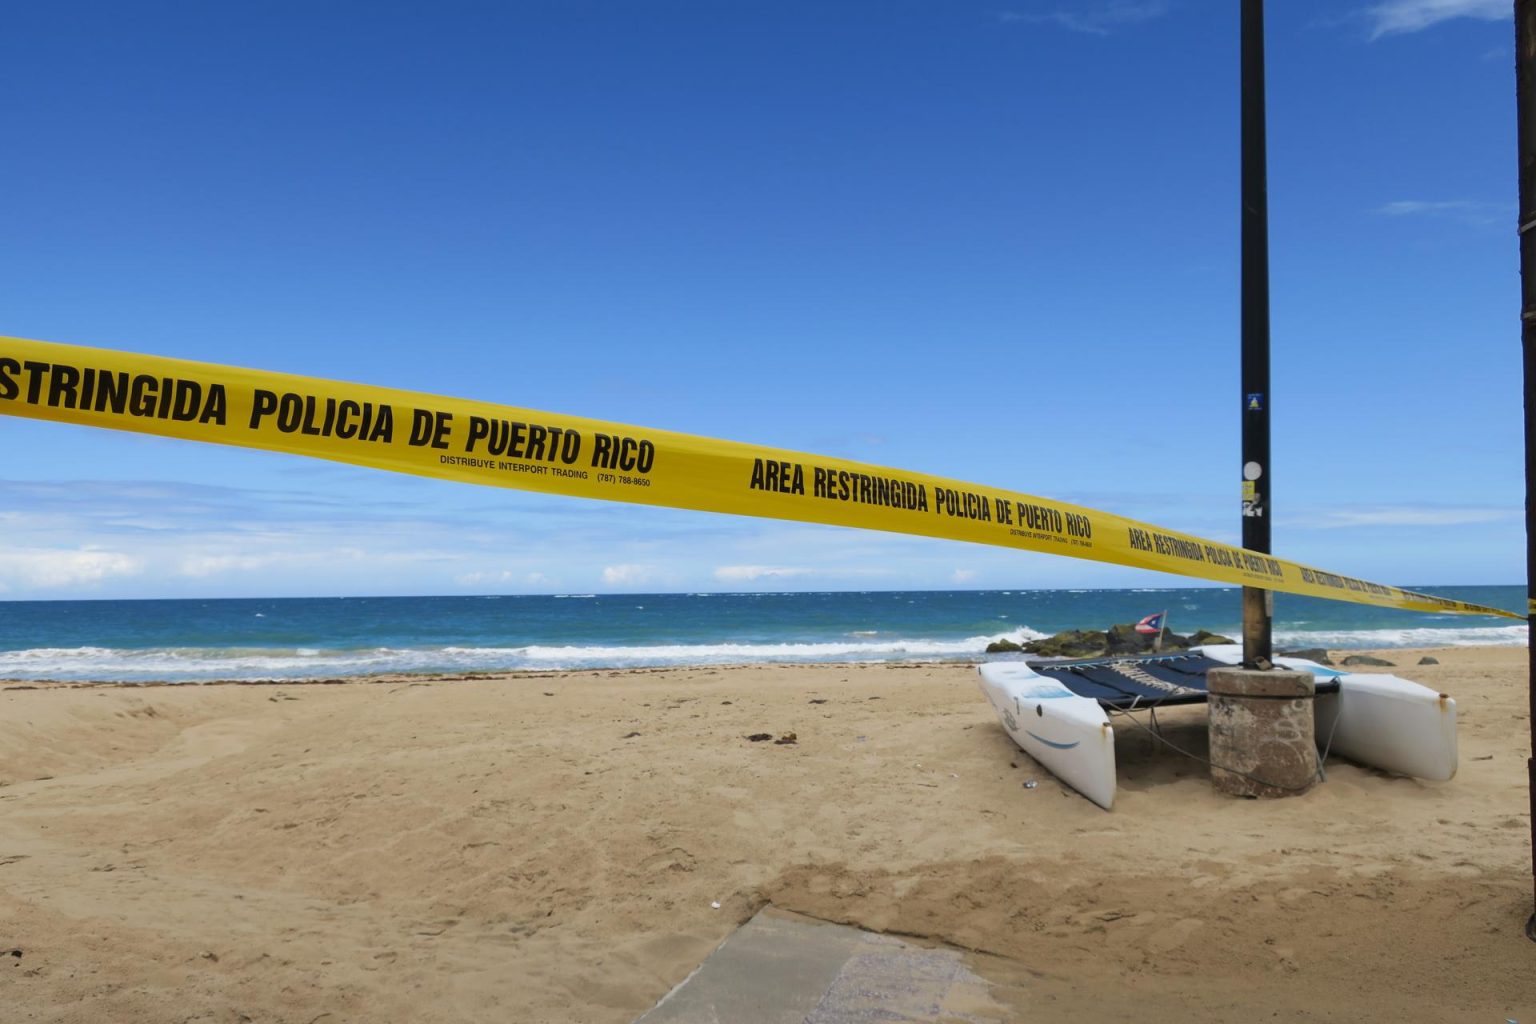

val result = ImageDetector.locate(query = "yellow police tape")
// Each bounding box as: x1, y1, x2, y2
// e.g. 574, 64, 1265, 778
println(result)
0, 335, 1521, 620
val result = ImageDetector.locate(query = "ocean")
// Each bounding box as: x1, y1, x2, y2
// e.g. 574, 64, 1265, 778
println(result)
0, 585, 1524, 683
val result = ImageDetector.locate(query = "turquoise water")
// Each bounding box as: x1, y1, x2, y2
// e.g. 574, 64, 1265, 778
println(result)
0, 585, 1523, 682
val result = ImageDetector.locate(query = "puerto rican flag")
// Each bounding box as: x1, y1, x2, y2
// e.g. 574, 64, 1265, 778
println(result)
1134, 612, 1165, 635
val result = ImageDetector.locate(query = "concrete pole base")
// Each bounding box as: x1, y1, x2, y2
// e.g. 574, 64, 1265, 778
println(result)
1207, 668, 1317, 798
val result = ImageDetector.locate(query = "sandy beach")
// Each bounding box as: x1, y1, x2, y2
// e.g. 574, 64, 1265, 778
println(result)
2, 647, 1533, 1022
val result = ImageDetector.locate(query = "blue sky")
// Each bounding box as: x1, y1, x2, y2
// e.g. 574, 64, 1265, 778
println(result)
0, 0, 1523, 599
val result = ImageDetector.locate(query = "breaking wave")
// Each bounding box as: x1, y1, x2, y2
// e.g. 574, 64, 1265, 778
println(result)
0, 627, 1051, 683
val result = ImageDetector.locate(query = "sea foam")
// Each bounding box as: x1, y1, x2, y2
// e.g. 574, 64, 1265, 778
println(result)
0, 627, 1051, 683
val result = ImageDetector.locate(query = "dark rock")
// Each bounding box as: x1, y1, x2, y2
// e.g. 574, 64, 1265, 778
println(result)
1105, 623, 1152, 655
1279, 648, 1334, 666
985, 638, 1022, 654
1017, 624, 1235, 660
1023, 629, 1107, 658
1106, 623, 1199, 654
1112, 626, 1204, 657
1417, 656, 1440, 666
1341, 654, 1395, 667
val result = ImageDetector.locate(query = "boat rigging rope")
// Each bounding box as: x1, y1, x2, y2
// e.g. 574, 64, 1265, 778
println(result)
1105, 661, 1203, 699
1106, 697, 1343, 794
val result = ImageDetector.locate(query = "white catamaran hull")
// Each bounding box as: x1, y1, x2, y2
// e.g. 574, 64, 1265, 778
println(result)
977, 647, 1456, 809
975, 662, 1117, 809
1198, 645, 1457, 783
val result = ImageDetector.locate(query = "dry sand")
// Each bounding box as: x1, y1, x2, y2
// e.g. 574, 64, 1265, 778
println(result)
1, 647, 1533, 1022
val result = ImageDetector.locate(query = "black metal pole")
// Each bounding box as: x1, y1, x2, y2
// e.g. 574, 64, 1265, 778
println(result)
1513, 0, 1536, 943
1241, 0, 1273, 669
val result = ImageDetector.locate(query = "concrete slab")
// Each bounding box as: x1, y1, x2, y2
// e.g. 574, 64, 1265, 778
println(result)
634, 907, 1029, 1023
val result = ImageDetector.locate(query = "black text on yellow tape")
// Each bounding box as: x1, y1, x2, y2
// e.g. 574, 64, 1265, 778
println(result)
0, 335, 1519, 620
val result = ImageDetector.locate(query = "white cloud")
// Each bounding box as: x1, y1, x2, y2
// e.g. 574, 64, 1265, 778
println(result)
712, 565, 816, 583
1290, 506, 1517, 529
1376, 198, 1508, 227
174, 545, 439, 580
0, 548, 143, 589
455, 569, 556, 588
456, 569, 518, 586
1365, 0, 1508, 39
951, 568, 978, 583
1001, 1, 1170, 35
602, 564, 656, 586
177, 553, 280, 577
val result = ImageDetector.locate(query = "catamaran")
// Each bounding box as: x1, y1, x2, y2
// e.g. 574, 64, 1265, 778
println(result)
976, 645, 1456, 810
